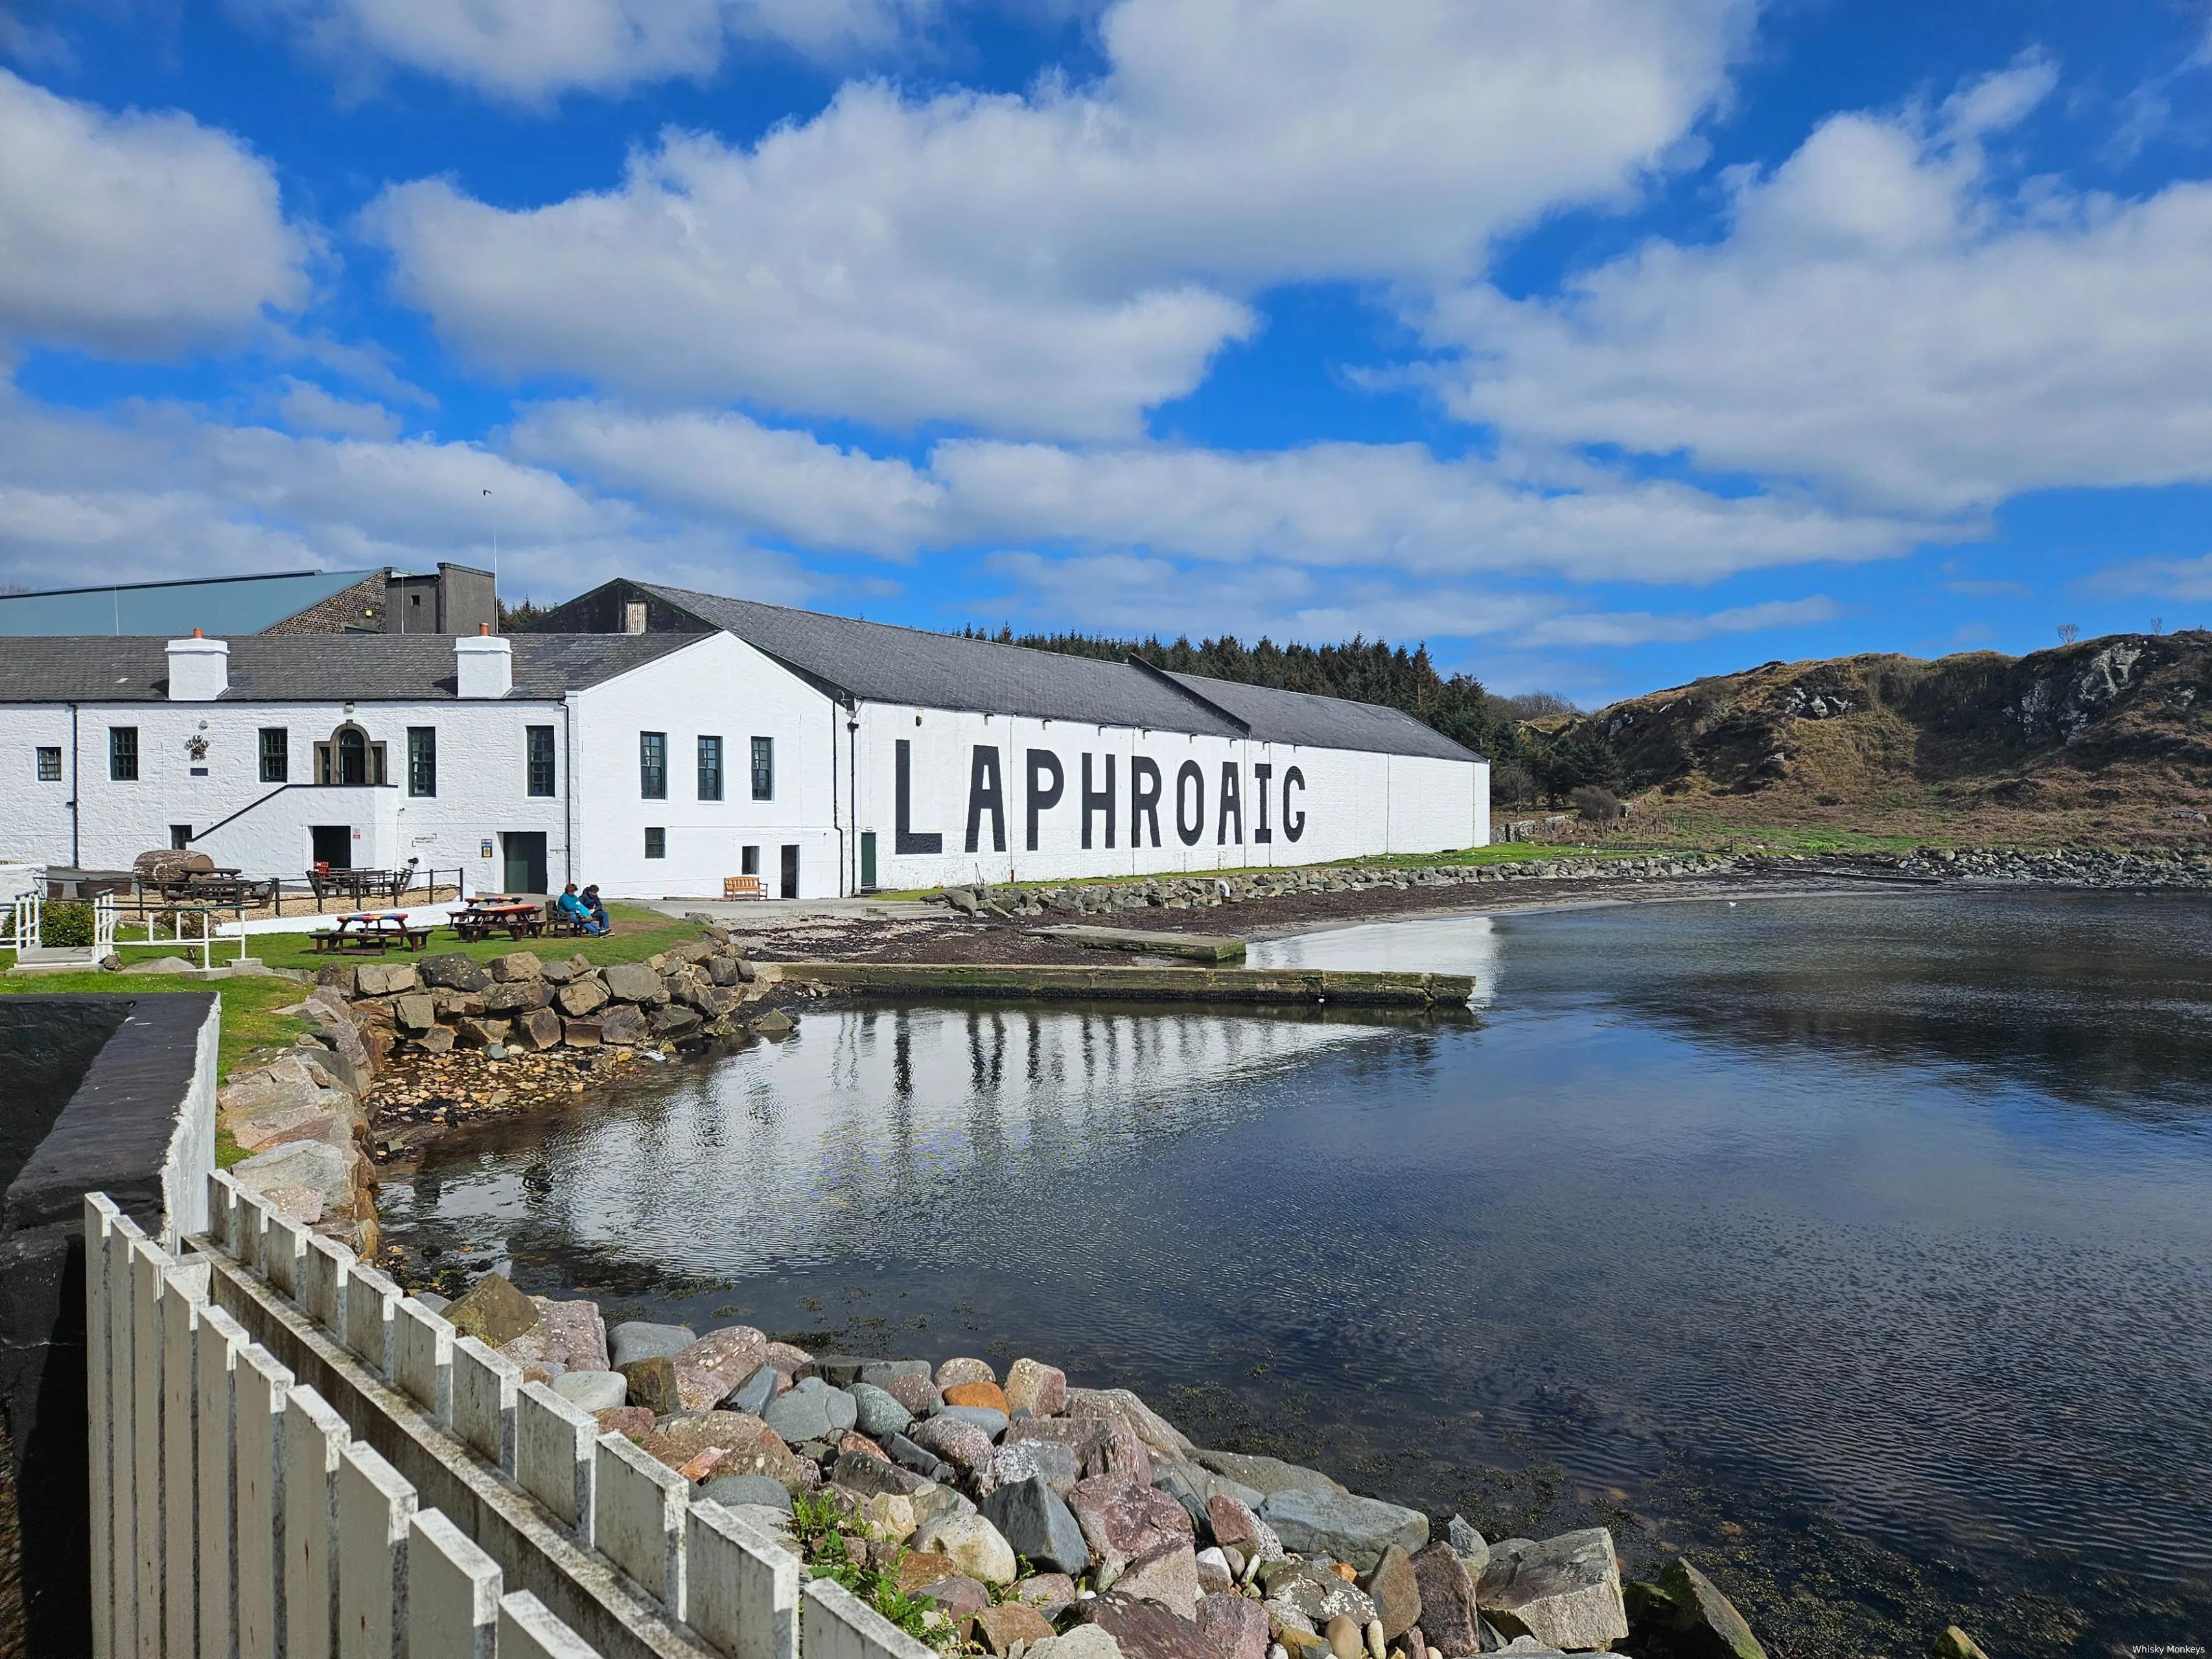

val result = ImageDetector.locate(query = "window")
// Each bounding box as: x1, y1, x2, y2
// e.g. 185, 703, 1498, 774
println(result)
109, 726, 138, 782
170, 825, 192, 850
337, 726, 368, 786
741, 844, 759, 876
36, 747, 61, 782
750, 736, 774, 801
697, 735, 723, 801
640, 731, 667, 799
259, 728, 288, 783
526, 726, 556, 797
408, 727, 437, 797
644, 826, 666, 859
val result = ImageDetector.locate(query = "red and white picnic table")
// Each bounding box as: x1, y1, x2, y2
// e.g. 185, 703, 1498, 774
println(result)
307, 909, 435, 953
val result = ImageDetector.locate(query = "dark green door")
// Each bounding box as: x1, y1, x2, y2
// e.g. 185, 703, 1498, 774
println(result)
502, 831, 548, 894
860, 831, 876, 890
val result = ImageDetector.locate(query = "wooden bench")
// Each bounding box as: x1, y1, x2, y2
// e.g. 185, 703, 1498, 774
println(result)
723, 875, 766, 900
451, 901, 545, 944
309, 911, 435, 953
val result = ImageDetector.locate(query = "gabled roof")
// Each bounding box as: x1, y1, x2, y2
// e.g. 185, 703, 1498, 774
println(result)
0, 570, 383, 636
1156, 669, 1483, 763
638, 583, 1246, 736
0, 634, 694, 702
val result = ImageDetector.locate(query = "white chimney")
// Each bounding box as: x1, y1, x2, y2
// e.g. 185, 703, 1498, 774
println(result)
167, 630, 229, 701
456, 624, 512, 699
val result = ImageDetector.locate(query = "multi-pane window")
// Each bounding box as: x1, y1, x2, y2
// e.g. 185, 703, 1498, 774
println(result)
36, 747, 61, 782
259, 727, 288, 783
110, 726, 139, 782
697, 735, 723, 800
644, 826, 666, 859
408, 727, 437, 797
750, 736, 774, 801
640, 732, 667, 799
526, 726, 556, 797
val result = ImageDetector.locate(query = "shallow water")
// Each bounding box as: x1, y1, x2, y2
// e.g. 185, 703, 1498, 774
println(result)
384, 890, 2212, 1657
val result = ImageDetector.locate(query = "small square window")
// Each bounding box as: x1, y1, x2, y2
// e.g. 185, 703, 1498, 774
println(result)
170, 824, 192, 850
644, 826, 666, 859
36, 747, 61, 782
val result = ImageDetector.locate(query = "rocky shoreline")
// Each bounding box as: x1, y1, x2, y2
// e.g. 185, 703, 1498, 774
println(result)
418, 1271, 1787, 1659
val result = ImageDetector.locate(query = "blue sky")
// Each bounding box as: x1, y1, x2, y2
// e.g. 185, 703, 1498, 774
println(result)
3, 0, 2210, 704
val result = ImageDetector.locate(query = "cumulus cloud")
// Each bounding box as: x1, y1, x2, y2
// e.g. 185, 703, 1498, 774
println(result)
1436, 58, 2212, 515
2089, 552, 2212, 604
372, 0, 1749, 435
0, 68, 309, 357
262, 0, 942, 101
277, 378, 402, 441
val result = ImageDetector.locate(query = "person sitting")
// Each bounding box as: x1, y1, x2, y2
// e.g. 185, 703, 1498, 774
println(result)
555, 883, 607, 936
581, 883, 610, 929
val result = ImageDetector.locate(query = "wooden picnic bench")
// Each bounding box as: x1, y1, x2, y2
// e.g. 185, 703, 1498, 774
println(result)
723, 874, 766, 900
450, 899, 545, 944
308, 910, 435, 953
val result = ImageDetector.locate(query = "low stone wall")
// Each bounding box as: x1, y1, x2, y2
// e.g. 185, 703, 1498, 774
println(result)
1888, 845, 2212, 885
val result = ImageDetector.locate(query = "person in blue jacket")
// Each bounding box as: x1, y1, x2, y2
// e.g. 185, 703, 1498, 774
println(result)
556, 882, 608, 935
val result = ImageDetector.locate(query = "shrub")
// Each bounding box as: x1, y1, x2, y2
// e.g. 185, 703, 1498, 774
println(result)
40, 900, 94, 948
1572, 785, 1625, 824
1490, 763, 1537, 807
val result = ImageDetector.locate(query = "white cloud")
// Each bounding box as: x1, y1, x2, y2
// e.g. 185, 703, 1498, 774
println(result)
372, 0, 1749, 436
2090, 552, 2212, 604
0, 69, 309, 357
264, 0, 942, 101
278, 378, 402, 441
1520, 594, 1839, 647
1436, 58, 2212, 515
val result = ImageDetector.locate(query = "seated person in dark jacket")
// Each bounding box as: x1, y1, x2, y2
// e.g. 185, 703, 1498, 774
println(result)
580, 883, 610, 929
555, 883, 608, 935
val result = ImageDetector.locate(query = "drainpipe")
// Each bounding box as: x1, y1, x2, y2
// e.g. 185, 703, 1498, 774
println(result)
68, 702, 80, 867
846, 701, 861, 894
563, 693, 577, 889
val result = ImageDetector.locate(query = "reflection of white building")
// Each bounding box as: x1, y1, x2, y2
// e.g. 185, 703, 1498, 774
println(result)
0, 581, 1486, 897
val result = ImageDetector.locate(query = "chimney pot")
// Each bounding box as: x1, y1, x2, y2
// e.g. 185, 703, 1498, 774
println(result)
192, 627, 204, 638
478, 622, 490, 636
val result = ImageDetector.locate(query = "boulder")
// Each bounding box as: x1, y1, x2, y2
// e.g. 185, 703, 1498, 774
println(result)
227, 1102, 350, 1155
514, 1008, 565, 1050
849, 1382, 913, 1438
1068, 1474, 1194, 1575
419, 953, 491, 992
651, 1005, 702, 1036
1447, 1516, 1491, 1579
671, 1326, 768, 1403
1029, 1628, 1126, 1659
1366, 1545, 1423, 1642
1622, 1559, 1766, 1659
1260, 1488, 1428, 1572
599, 1005, 648, 1045
392, 992, 439, 1032
938, 1403, 1009, 1437
1931, 1631, 1988, 1659
764, 1376, 856, 1443
1005, 1356, 1069, 1416
701, 1474, 794, 1513
911, 1511, 1018, 1585
412, 1026, 456, 1055
454, 1017, 513, 1049
855, 1492, 918, 1542
562, 1020, 602, 1048
603, 962, 664, 1004
973, 1603, 1058, 1656
1266, 1564, 1375, 1629
937, 1356, 997, 1387
1016, 1573, 1078, 1618
540, 958, 577, 986
558, 979, 610, 1017
489, 951, 542, 982
1477, 1531, 1627, 1653
981, 1475, 1090, 1575
833, 1451, 928, 1500
552, 1371, 628, 1412
354, 961, 417, 996
885, 1373, 942, 1417
1191, 1450, 1342, 1498
1084, 1593, 1219, 1659
1196, 1548, 1235, 1594
616, 1357, 683, 1415
1197, 1594, 1270, 1659
897, 1551, 964, 1595
230, 1140, 350, 1218
763, 1341, 815, 1378
594, 1406, 655, 1440
909, 1414, 997, 1478
750, 1008, 793, 1035
1410, 1544, 1478, 1658
642, 1412, 804, 1489
986, 1437, 1079, 1497
1066, 1389, 1193, 1461
1118, 1542, 1201, 1618
725, 1363, 780, 1418
910, 1575, 992, 1621
944, 1380, 1010, 1414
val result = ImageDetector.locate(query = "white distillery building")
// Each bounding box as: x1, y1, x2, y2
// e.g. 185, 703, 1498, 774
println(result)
0, 589, 1487, 899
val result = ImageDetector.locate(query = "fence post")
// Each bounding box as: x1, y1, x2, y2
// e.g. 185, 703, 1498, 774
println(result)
393, 1297, 454, 1426
800, 1577, 940, 1659
514, 1382, 596, 1545
129, 1235, 168, 1659
688, 1501, 800, 1659
336, 1441, 416, 1659
105, 1212, 146, 1659
161, 1271, 205, 1659
206, 1169, 235, 1253
85, 1196, 121, 1659
303, 1232, 352, 1333
592, 1432, 688, 1615
235, 1347, 294, 1659
451, 1336, 521, 1473
198, 1303, 250, 1659
345, 1263, 400, 1379
235, 1188, 272, 1276
496, 1590, 601, 1659
284, 1386, 349, 1659
264, 1211, 309, 1301
406, 1509, 500, 1659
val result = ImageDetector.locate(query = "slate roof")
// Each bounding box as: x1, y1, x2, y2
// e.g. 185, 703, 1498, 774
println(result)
641, 582, 1482, 761
0, 569, 382, 636
639, 584, 1246, 737
0, 634, 695, 702
1158, 670, 1482, 763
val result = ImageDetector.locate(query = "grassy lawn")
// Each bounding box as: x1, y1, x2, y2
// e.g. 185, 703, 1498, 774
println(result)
181, 900, 706, 976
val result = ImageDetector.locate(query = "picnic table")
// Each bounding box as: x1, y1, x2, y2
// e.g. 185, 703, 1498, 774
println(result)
156, 871, 279, 909
451, 898, 546, 944
308, 909, 435, 953
307, 866, 409, 909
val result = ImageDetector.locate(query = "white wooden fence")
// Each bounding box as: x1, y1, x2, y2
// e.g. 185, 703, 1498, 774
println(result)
86, 1173, 939, 1659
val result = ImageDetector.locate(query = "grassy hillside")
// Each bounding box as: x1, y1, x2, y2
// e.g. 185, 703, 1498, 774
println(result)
1526, 631, 2212, 847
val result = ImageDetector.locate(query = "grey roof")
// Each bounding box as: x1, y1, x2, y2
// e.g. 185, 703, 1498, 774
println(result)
1160, 671, 1483, 762
0, 634, 693, 702
0, 569, 381, 636
640, 583, 1246, 736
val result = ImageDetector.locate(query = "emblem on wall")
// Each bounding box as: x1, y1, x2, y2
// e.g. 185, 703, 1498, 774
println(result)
185, 734, 210, 761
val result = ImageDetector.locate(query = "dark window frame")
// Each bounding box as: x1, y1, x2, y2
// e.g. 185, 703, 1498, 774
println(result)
644, 826, 666, 859
259, 727, 288, 784
109, 726, 139, 782
750, 735, 774, 802
407, 726, 437, 798
697, 734, 723, 801
36, 746, 62, 782
526, 725, 557, 797
640, 731, 668, 800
